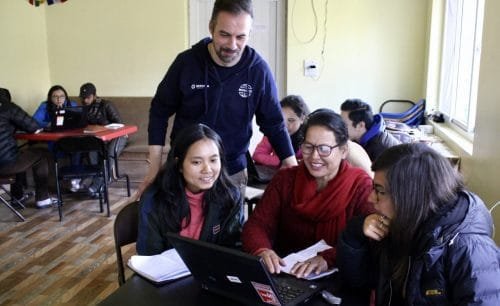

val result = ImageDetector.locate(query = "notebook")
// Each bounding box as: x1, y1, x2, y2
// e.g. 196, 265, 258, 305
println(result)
167, 233, 324, 306
44, 106, 88, 131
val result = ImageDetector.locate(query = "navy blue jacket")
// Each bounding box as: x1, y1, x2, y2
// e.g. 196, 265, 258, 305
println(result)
148, 38, 294, 175
359, 114, 400, 161
338, 191, 500, 305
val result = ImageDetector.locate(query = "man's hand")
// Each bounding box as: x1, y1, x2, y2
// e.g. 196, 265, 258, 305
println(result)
257, 248, 286, 274
129, 145, 163, 201
280, 155, 298, 168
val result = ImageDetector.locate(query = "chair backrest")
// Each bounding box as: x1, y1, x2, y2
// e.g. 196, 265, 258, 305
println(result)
380, 99, 426, 127
114, 200, 139, 286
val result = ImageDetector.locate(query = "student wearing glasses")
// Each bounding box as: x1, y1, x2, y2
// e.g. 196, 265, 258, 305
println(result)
33, 85, 77, 128
337, 143, 500, 305
242, 109, 375, 278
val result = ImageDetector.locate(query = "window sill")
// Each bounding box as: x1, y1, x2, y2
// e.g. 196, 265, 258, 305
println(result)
429, 121, 473, 156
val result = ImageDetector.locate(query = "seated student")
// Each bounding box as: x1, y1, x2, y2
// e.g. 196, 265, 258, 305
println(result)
0, 88, 54, 208
337, 143, 500, 306
33, 85, 77, 128
242, 109, 375, 278
137, 123, 243, 255
253, 95, 310, 167
340, 99, 400, 161
33, 85, 82, 191
79, 82, 127, 194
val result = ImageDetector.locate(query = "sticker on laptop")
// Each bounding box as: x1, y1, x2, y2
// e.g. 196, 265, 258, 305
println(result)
226, 275, 242, 283
251, 281, 281, 305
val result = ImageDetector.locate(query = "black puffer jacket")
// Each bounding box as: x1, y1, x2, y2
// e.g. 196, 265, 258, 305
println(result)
136, 183, 243, 256
338, 191, 500, 305
0, 100, 40, 166
86, 98, 122, 125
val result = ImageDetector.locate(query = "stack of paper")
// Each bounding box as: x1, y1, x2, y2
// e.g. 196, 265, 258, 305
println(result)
128, 248, 191, 283
281, 240, 338, 280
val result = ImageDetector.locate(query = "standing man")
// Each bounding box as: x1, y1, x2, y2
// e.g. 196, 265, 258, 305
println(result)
135, 0, 297, 199
340, 99, 400, 161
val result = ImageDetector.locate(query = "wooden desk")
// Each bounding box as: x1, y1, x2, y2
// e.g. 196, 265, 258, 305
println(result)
99, 274, 369, 306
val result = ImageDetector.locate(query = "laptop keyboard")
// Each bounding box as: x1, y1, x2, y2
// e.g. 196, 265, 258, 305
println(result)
275, 281, 305, 303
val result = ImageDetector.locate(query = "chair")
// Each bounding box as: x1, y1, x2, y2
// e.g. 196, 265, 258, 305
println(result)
53, 135, 110, 221
114, 200, 139, 286
0, 175, 26, 221
379, 98, 426, 127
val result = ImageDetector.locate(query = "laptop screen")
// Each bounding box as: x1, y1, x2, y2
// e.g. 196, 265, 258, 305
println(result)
50, 106, 88, 131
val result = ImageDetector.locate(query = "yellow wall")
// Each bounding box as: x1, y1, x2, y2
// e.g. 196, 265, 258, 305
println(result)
286, 0, 429, 112
0, 1, 50, 113
45, 0, 187, 98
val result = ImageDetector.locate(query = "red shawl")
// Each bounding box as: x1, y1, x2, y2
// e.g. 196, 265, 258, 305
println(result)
292, 160, 367, 243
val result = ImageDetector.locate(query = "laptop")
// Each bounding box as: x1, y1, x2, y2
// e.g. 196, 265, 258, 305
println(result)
167, 233, 324, 306
246, 151, 277, 186
45, 106, 88, 131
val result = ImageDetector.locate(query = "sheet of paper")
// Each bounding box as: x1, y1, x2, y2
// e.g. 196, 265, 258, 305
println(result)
281, 240, 338, 280
128, 248, 191, 283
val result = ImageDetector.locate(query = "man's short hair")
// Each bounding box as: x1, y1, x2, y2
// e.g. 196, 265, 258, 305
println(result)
0, 88, 12, 103
210, 0, 253, 27
340, 99, 374, 128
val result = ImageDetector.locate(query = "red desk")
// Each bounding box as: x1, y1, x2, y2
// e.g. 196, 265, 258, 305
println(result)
15, 125, 138, 218
15, 125, 138, 142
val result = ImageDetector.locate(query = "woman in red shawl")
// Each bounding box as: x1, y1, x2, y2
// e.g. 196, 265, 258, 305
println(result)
242, 108, 375, 278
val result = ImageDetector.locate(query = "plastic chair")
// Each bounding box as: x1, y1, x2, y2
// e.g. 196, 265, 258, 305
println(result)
53, 135, 110, 221
114, 200, 139, 286
379, 99, 426, 127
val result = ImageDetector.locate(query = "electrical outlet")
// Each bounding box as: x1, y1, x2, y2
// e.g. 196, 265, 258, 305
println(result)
304, 60, 319, 78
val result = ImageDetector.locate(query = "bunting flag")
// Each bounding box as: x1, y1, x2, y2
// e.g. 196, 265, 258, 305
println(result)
29, 0, 67, 6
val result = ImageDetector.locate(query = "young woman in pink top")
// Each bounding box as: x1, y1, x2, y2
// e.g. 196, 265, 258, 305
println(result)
252, 95, 310, 167
137, 124, 243, 255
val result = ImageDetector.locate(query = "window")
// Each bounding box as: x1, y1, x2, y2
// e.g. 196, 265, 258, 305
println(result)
438, 0, 484, 133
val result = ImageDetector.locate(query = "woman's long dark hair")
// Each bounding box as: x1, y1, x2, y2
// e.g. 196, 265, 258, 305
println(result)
281, 95, 310, 152
372, 143, 464, 289
46, 85, 71, 115
153, 123, 238, 232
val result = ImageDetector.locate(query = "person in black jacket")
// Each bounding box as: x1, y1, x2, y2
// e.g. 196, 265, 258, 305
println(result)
340, 99, 400, 161
337, 143, 500, 305
137, 123, 243, 255
79, 82, 127, 194
0, 88, 54, 208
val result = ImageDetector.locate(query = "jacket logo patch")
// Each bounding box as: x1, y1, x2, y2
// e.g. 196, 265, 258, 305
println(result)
212, 224, 221, 235
191, 84, 210, 90
238, 84, 253, 98
425, 289, 444, 296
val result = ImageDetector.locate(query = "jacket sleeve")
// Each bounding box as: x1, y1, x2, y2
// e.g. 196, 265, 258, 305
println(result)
253, 62, 294, 161
241, 171, 287, 255
136, 189, 169, 256
32, 102, 49, 127
337, 216, 376, 288
446, 235, 500, 305
11, 103, 40, 132
104, 100, 123, 123
252, 136, 280, 167
148, 54, 184, 146
219, 189, 244, 248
